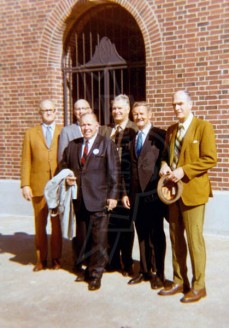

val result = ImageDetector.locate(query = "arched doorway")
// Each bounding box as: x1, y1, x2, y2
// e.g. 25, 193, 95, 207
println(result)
62, 3, 146, 125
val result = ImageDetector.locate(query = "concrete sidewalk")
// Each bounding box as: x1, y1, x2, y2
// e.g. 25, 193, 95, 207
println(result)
0, 215, 229, 328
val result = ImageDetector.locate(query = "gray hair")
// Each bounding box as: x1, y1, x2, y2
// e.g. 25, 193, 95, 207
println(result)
173, 90, 192, 102
111, 94, 130, 108
132, 101, 150, 112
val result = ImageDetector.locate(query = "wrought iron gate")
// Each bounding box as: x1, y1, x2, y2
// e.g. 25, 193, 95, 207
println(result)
62, 5, 145, 125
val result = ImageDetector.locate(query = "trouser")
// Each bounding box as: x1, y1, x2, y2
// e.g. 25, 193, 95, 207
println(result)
134, 197, 166, 279
74, 200, 109, 280
169, 199, 206, 290
107, 202, 134, 270
32, 196, 62, 263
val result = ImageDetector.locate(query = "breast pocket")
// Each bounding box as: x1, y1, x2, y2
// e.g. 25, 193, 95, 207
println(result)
90, 155, 106, 170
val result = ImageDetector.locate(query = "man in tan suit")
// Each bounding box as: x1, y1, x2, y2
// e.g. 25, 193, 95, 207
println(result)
21, 99, 62, 271
158, 90, 217, 303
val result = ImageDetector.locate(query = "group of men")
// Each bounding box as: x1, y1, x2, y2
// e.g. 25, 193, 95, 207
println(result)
20, 91, 217, 302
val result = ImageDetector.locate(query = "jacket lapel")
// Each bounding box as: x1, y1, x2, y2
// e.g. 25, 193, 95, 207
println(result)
169, 126, 177, 167
178, 117, 197, 160
83, 134, 102, 167
37, 125, 47, 147
139, 125, 152, 158
78, 139, 84, 166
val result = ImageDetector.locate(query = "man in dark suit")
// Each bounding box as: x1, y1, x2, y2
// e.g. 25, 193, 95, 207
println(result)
122, 101, 167, 289
58, 99, 92, 162
158, 90, 217, 303
58, 99, 92, 271
99, 94, 138, 276
60, 113, 120, 291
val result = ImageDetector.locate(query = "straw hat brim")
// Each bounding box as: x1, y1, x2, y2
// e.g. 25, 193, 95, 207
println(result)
157, 175, 183, 205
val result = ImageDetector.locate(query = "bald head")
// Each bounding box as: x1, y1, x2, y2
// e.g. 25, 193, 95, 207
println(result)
39, 99, 56, 125
80, 113, 99, 140
173, 90, 192, 103
74, 99, 92, 122
172, 90, 193, 123
39, 99, 55, 111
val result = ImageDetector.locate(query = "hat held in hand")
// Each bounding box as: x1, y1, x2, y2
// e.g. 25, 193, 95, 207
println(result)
157, 175, 183, 205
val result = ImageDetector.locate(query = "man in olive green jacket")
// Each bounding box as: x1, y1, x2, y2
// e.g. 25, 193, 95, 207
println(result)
21, 99, 62, 271
158, 90, 217, 303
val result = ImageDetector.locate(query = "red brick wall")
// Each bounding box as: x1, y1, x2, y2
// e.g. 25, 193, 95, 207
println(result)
0, 0, 228, 190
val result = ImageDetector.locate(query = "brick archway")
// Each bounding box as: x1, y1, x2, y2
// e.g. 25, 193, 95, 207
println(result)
38, 0, 164, 93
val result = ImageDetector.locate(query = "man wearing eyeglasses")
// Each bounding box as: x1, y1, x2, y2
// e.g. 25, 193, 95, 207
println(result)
58, 99, 92, 162
21, 99, 62, 272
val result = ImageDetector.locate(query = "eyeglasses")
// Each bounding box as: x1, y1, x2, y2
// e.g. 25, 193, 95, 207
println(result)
40, 109, 55, 113
74, 107, 89, 111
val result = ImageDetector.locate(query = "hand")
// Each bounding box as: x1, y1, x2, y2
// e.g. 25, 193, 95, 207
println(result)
159, 163, 172, 176
122, 195, 130, 209
168, 167, 184, 183
22, 186, 33, 201
66, 176, 76, 186
106, 199, 117, 211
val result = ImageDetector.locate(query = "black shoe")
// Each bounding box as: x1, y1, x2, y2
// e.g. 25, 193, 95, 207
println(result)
150, 276, 164, 290
122, 265, 134, 277
106, 263, 122, 273
75, 268, 85, 282
88, 279, 101, 291
128, 273, 151, 285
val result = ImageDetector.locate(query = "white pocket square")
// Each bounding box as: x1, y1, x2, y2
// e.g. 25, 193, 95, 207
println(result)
192, 140, 199, 143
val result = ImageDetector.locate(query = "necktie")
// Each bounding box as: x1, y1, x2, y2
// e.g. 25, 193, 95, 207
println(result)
81, 140, 89, 166
172, 123, 184, 169
114, 125, 122, 146
46, 126, 52, 148
135, 131, 143, 157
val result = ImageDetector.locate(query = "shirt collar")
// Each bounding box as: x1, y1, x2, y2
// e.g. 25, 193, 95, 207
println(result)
181, 113, 193, 131
84, 132, 98, 145
42, 122, 56, 130
138, 123, 151, 136
115, 119, 128, 131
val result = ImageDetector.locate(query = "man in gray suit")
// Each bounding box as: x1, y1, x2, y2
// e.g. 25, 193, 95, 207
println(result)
58, 99, 92, 162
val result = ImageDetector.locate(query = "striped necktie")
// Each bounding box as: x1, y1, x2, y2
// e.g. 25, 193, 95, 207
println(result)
46, 126, 52, 148
81, 140, 89, 166
172, 123, 184, 169
135, 131, 143, 157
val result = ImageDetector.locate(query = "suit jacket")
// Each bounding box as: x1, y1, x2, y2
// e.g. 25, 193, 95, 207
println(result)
58, 123, 82, 162
127, 125, 166, 203
163, 116, 217, 206
99, 120, 138, 195
21, 124, 62, 197
60, 133, 121, 212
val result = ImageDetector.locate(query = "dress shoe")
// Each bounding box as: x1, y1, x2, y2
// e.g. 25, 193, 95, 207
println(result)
128, 273, 151, 285
180, 288, 206, 303
33, 261, 47, 272
88, 279, 101, 291
122, 265, 134, 277
75, 269, 86, 282
106, 264, 121, 273
52, 259, 61, 270
151, 276, 164, 290
158, 283, 184, 296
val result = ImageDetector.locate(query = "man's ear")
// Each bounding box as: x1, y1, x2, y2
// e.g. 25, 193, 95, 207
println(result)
149, 110, 153, 121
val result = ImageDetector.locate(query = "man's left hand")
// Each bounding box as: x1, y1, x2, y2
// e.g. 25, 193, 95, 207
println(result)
106, 199, 118, 211
168, 167, 184, 183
